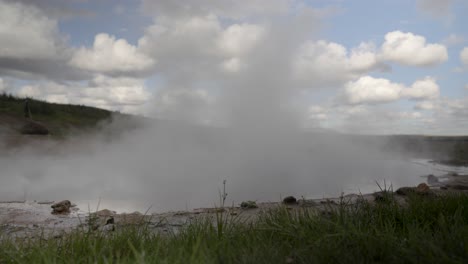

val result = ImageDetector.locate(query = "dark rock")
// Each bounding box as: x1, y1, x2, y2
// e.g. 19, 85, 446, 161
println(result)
374, 192, 384, 202
373, 191, 393, 203
396, 184, 434, 196
20, 121, 49, 135
395, 187, 416, 196
93, 209, 116, 217
51, 200, 71, 214
105, 216, 114, 225
416, 183, 430, 193
240, 201, 258, 209
283, 196, 297, 205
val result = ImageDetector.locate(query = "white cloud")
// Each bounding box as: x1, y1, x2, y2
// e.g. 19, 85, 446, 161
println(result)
344, 76, 440, 104
344, 76, 404, 104
405, 96, 468, 134
217, 23, 265, 73
153, 88, 216, 124
13, 76, 150, 114
393, 111, 423, 119
221, 57, 244, 73
381, 31, 448, 66
304, 103, 433, 134
429, 97, 468, 132
307, 105, 328, 121
70, 33, 154, 74
294, 32, 447, 89
348, 42, 382, 72
460, 47, 468, 65
139, 15, 222, 58
138, 15, 271, 78
0, 0, 66, 60
415, 101, 435, 110
16, 82, 68, 103
0, 1, 90, 80
401, 77, 440, 100
343, 105, 369, 116
293, 40, 383, 87
84, 75, 150, 107
465, 84, 468, 90
138, 14, 222, 80
217, 24, 265, 56
447, 98, 468, 116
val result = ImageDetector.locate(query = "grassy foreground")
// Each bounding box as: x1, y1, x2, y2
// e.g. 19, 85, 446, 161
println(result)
1, 194, 468, 263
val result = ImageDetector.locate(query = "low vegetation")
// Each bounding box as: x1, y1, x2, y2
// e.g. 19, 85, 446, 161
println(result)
1, 193, 467, 263
0, 93, 113, 136
384, 135, 468, 166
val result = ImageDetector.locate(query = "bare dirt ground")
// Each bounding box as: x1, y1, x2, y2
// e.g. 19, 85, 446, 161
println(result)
0, 195, 368, 240
2, 175, 467, 241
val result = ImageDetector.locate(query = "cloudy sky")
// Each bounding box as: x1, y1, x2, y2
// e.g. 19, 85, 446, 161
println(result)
1, 0, 467, 135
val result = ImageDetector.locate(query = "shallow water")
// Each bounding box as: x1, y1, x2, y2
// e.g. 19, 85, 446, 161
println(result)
70, 159, 468, 213
1, 138, 466, 213
340, 159, 468, 196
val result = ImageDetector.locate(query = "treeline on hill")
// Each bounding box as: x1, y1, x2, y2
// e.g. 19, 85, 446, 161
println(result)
384, 135, 468, 166
0, 93, 114, 136
1, 93, 467, 164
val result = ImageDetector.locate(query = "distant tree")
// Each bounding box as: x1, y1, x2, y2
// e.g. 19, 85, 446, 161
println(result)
24, 98, 31, 119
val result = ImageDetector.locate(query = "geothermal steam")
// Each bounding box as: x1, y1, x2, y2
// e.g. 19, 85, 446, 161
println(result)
0, 13, 429, 212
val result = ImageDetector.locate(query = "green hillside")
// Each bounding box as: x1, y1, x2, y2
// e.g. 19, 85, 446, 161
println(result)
0, 93, 115, 137
1, 93, 467, 164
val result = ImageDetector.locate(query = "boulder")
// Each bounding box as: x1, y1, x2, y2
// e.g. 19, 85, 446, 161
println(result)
105, 216, 115, 225
20, 121, 49, 135
396, 183, 433, 196
283, 196, 297, 205
240, 201, 258, 209
51, 200, 71, 214
373, 191, 393, 203
395, 187, 416, 196
416, 183, 430, 193
93, 209, 116, 217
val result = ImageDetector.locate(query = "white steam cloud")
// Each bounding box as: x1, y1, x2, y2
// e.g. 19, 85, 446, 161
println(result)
0, 3, 436, 212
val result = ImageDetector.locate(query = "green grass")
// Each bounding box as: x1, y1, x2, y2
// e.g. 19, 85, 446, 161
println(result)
0, 93, 113, 137
1, 193, 468, 263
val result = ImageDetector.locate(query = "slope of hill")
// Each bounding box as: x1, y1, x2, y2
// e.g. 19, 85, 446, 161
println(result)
0, 93, 116, 136
1, 93, 467, 165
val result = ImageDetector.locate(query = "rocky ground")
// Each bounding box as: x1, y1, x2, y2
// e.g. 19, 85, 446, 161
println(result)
1, 173, 467, 241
